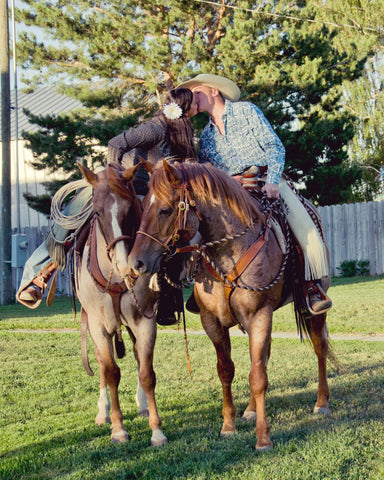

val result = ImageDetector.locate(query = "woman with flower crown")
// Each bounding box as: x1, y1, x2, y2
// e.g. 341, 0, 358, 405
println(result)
17, 88, 198, 322
107, 88, 197, 196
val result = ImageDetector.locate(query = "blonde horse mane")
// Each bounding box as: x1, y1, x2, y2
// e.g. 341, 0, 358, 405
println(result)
149, 161, 264, 228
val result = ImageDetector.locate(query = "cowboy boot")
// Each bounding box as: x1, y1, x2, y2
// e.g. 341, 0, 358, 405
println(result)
186, 290, 200, 314
17, 262, 58, 309
156, 281, 184, 326
306, 280, 332, 314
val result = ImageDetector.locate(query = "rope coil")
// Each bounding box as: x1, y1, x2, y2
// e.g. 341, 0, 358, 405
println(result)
49, 179, 94, 245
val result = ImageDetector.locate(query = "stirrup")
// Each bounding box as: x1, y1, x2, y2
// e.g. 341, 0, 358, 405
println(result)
305, 283, 332, 316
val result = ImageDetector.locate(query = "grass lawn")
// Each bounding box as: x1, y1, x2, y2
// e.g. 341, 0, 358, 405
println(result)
0, 275, 383, 479
1, 274, 383, 335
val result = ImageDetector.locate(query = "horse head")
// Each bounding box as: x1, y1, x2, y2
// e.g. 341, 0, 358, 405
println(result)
129, 159, 202, 276
78, 161, 142, 279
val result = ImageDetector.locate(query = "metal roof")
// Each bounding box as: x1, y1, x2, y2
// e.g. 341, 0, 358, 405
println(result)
1, 87, 83, 141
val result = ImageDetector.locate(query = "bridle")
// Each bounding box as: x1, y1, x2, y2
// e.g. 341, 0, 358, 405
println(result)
136, 178, 202, 252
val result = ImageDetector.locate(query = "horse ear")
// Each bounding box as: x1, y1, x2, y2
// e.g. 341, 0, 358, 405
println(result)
138, 156, 154, 175
162, 158, 182, 185
77, 162, 97, 185
122, 162, 142, 182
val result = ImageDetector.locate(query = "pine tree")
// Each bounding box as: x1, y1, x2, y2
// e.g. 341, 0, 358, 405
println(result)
308, 0, 384, 201
15, 0, 378, 207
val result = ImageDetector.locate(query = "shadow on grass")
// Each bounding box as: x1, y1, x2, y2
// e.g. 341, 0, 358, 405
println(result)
2, 357, 383, 480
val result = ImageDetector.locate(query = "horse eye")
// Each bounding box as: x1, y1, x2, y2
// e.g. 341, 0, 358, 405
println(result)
159, 206, 173, 217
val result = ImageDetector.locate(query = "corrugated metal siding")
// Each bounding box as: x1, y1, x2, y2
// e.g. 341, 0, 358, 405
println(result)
1, 88, 84, 229
0, 87, 83, 140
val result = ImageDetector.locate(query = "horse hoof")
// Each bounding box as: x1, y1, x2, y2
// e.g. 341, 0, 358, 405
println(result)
151, 429, 168, 447
95, 415, 111, 426
111, 429, 129, 443
255, 443, 273, 452
138, 408, 149, 418
314, 406, 330, 416
242, 411, 257, 422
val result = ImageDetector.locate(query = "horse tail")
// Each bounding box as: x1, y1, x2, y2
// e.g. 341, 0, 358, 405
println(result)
114, 330, 126, 359
290, 247, 342, 368
81, 307, 94, 376
289, 242, 312, 341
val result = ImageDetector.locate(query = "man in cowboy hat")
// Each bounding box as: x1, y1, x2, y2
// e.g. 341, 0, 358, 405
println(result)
179, 73, 332, 314
179, 73, 284, 199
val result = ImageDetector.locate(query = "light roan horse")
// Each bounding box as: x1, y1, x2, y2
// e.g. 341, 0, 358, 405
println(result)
128, 159, 331, 451
72, 162, 167, 446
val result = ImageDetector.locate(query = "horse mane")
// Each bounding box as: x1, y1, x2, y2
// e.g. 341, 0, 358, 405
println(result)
149, 161, 264, 227
105, 162, 134, 199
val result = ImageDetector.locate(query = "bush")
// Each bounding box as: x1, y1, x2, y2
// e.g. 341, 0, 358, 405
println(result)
337, 260, 370, 277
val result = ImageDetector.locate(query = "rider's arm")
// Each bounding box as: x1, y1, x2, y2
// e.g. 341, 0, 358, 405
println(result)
246, 103, 285, 187
107, 121, 166, 164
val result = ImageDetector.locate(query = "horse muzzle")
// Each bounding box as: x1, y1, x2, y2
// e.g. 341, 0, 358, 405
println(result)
128, 252, 162, 277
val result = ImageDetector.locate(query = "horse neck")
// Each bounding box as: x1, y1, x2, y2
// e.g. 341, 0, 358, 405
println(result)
199, 204, 254, 242
198, 203, 263, 265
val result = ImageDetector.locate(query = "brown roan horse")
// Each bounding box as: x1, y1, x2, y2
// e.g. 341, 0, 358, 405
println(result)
73, 162, 167, 446
128, 159, 331, 451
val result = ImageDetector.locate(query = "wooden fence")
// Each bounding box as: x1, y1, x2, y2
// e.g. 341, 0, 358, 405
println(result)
318, 199, 384, 276
8, 199, 384, 298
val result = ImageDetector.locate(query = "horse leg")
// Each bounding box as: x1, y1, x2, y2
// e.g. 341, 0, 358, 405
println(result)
309, 313, 330, 415
135, 372, 149, 417
91, 326, 128, 443
203, 318, 237, 436
248, 306, 273, 451
134, 322, 168, 447
95, 377, 111, 425
242, 394, 257, 422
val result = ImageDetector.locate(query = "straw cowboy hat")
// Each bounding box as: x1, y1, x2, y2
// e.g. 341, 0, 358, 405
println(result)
178, 74, 241, 102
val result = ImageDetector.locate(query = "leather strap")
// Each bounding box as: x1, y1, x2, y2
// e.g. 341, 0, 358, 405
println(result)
46, 268, 59, 307
89, 219, 127, 295
203, 224, 270, 326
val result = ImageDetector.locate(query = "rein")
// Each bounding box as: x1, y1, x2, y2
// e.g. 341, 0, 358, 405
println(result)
87, 216, 128, 295
85, 213, 156, 322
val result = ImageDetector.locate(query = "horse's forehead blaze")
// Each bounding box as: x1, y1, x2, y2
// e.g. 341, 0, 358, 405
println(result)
149, 194, 157, 207
110, 197, 123, 237
95, 189, 128, 237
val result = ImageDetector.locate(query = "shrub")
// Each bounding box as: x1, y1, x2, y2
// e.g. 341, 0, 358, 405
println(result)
337, 259, 370, 277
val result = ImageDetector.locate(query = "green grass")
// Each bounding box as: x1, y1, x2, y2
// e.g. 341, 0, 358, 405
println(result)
0, 332, 383, 479
0, 276, 384, 479
1, 275, 384, 335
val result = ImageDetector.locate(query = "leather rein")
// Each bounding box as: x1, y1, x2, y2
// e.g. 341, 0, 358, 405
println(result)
87, 215, 130, 296
84, 200, 155, 326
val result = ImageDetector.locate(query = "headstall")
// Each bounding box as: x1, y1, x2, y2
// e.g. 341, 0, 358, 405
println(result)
136, 179, 202, 253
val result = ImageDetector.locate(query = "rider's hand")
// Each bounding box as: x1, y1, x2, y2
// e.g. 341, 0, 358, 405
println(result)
262, 183, 279, 199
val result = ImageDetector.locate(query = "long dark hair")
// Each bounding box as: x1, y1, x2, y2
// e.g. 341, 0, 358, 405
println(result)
156, 88, 196, 161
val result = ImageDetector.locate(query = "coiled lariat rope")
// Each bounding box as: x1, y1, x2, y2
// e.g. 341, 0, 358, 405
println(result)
49, 179, 94, 245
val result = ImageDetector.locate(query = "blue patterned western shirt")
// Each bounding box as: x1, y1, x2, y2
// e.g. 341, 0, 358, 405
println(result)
198, 100, 285, 185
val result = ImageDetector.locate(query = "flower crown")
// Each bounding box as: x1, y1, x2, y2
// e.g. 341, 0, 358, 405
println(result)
163, 102, 183, 120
